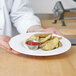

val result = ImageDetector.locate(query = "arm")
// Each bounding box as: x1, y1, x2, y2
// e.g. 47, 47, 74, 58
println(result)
0, 0, 63, 55
10, 0, 41, 33
0, 0, 41, 54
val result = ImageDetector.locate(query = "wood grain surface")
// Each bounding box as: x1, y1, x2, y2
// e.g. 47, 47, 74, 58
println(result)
0, 20, 76, 76
0, 46, 76, 76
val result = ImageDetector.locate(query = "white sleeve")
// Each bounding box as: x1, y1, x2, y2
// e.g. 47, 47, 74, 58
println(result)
10, 0, 41, 33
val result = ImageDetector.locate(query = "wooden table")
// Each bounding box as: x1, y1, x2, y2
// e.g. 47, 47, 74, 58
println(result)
0, 46, 76, 76
0, 20, 76, 76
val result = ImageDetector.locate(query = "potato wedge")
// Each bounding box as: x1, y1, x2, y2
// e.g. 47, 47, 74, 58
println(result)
39, 38, 44, 42
26, 35, 39, 42
40, 34, 52, 43
41, 37, 59, 51
58, 41, 62, 47
35, 33, 51, 38
51, 36, 62, 40
55, 44, 59, 48
39, 40, 49, 48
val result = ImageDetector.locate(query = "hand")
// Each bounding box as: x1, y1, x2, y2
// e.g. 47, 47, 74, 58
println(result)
40, 28, 64, 36
0, 36, 21, 54
27, 25, 64, 36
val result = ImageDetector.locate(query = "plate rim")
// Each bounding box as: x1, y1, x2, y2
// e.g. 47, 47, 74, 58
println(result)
9, 32, 71, 56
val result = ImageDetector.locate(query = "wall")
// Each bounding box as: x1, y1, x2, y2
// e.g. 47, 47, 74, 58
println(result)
30, 0, 76, 14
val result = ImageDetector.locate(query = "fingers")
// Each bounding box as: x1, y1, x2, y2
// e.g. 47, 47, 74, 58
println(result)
0, 41, 11, 50
0, 36, 11, 50
0, 44, 9, 50
0, 36, 11, 42
40, 28, 64, 37
0, 36, 21, 55
4, 36, 11, 42
0, 41, 21, 55
11, 49, 21, 55
55, 30, 64, 36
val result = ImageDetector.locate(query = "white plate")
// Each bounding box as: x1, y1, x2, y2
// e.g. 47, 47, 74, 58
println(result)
9, 32, 71, 56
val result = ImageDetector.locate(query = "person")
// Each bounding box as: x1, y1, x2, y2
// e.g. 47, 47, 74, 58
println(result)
0, 0, 63, 54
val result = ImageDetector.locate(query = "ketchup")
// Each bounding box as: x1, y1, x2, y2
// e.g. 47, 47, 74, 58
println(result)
27, 41, 40, 46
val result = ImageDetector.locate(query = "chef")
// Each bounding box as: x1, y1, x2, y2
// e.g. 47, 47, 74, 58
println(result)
0, 0, 63, 54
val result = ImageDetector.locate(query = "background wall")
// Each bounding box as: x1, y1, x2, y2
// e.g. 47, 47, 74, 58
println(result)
30, 0, 76, 14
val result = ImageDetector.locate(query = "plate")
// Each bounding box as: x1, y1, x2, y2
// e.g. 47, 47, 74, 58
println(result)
9, 32, 71, 56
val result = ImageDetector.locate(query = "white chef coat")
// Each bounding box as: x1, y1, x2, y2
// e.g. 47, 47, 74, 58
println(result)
0, 0, 41, 37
